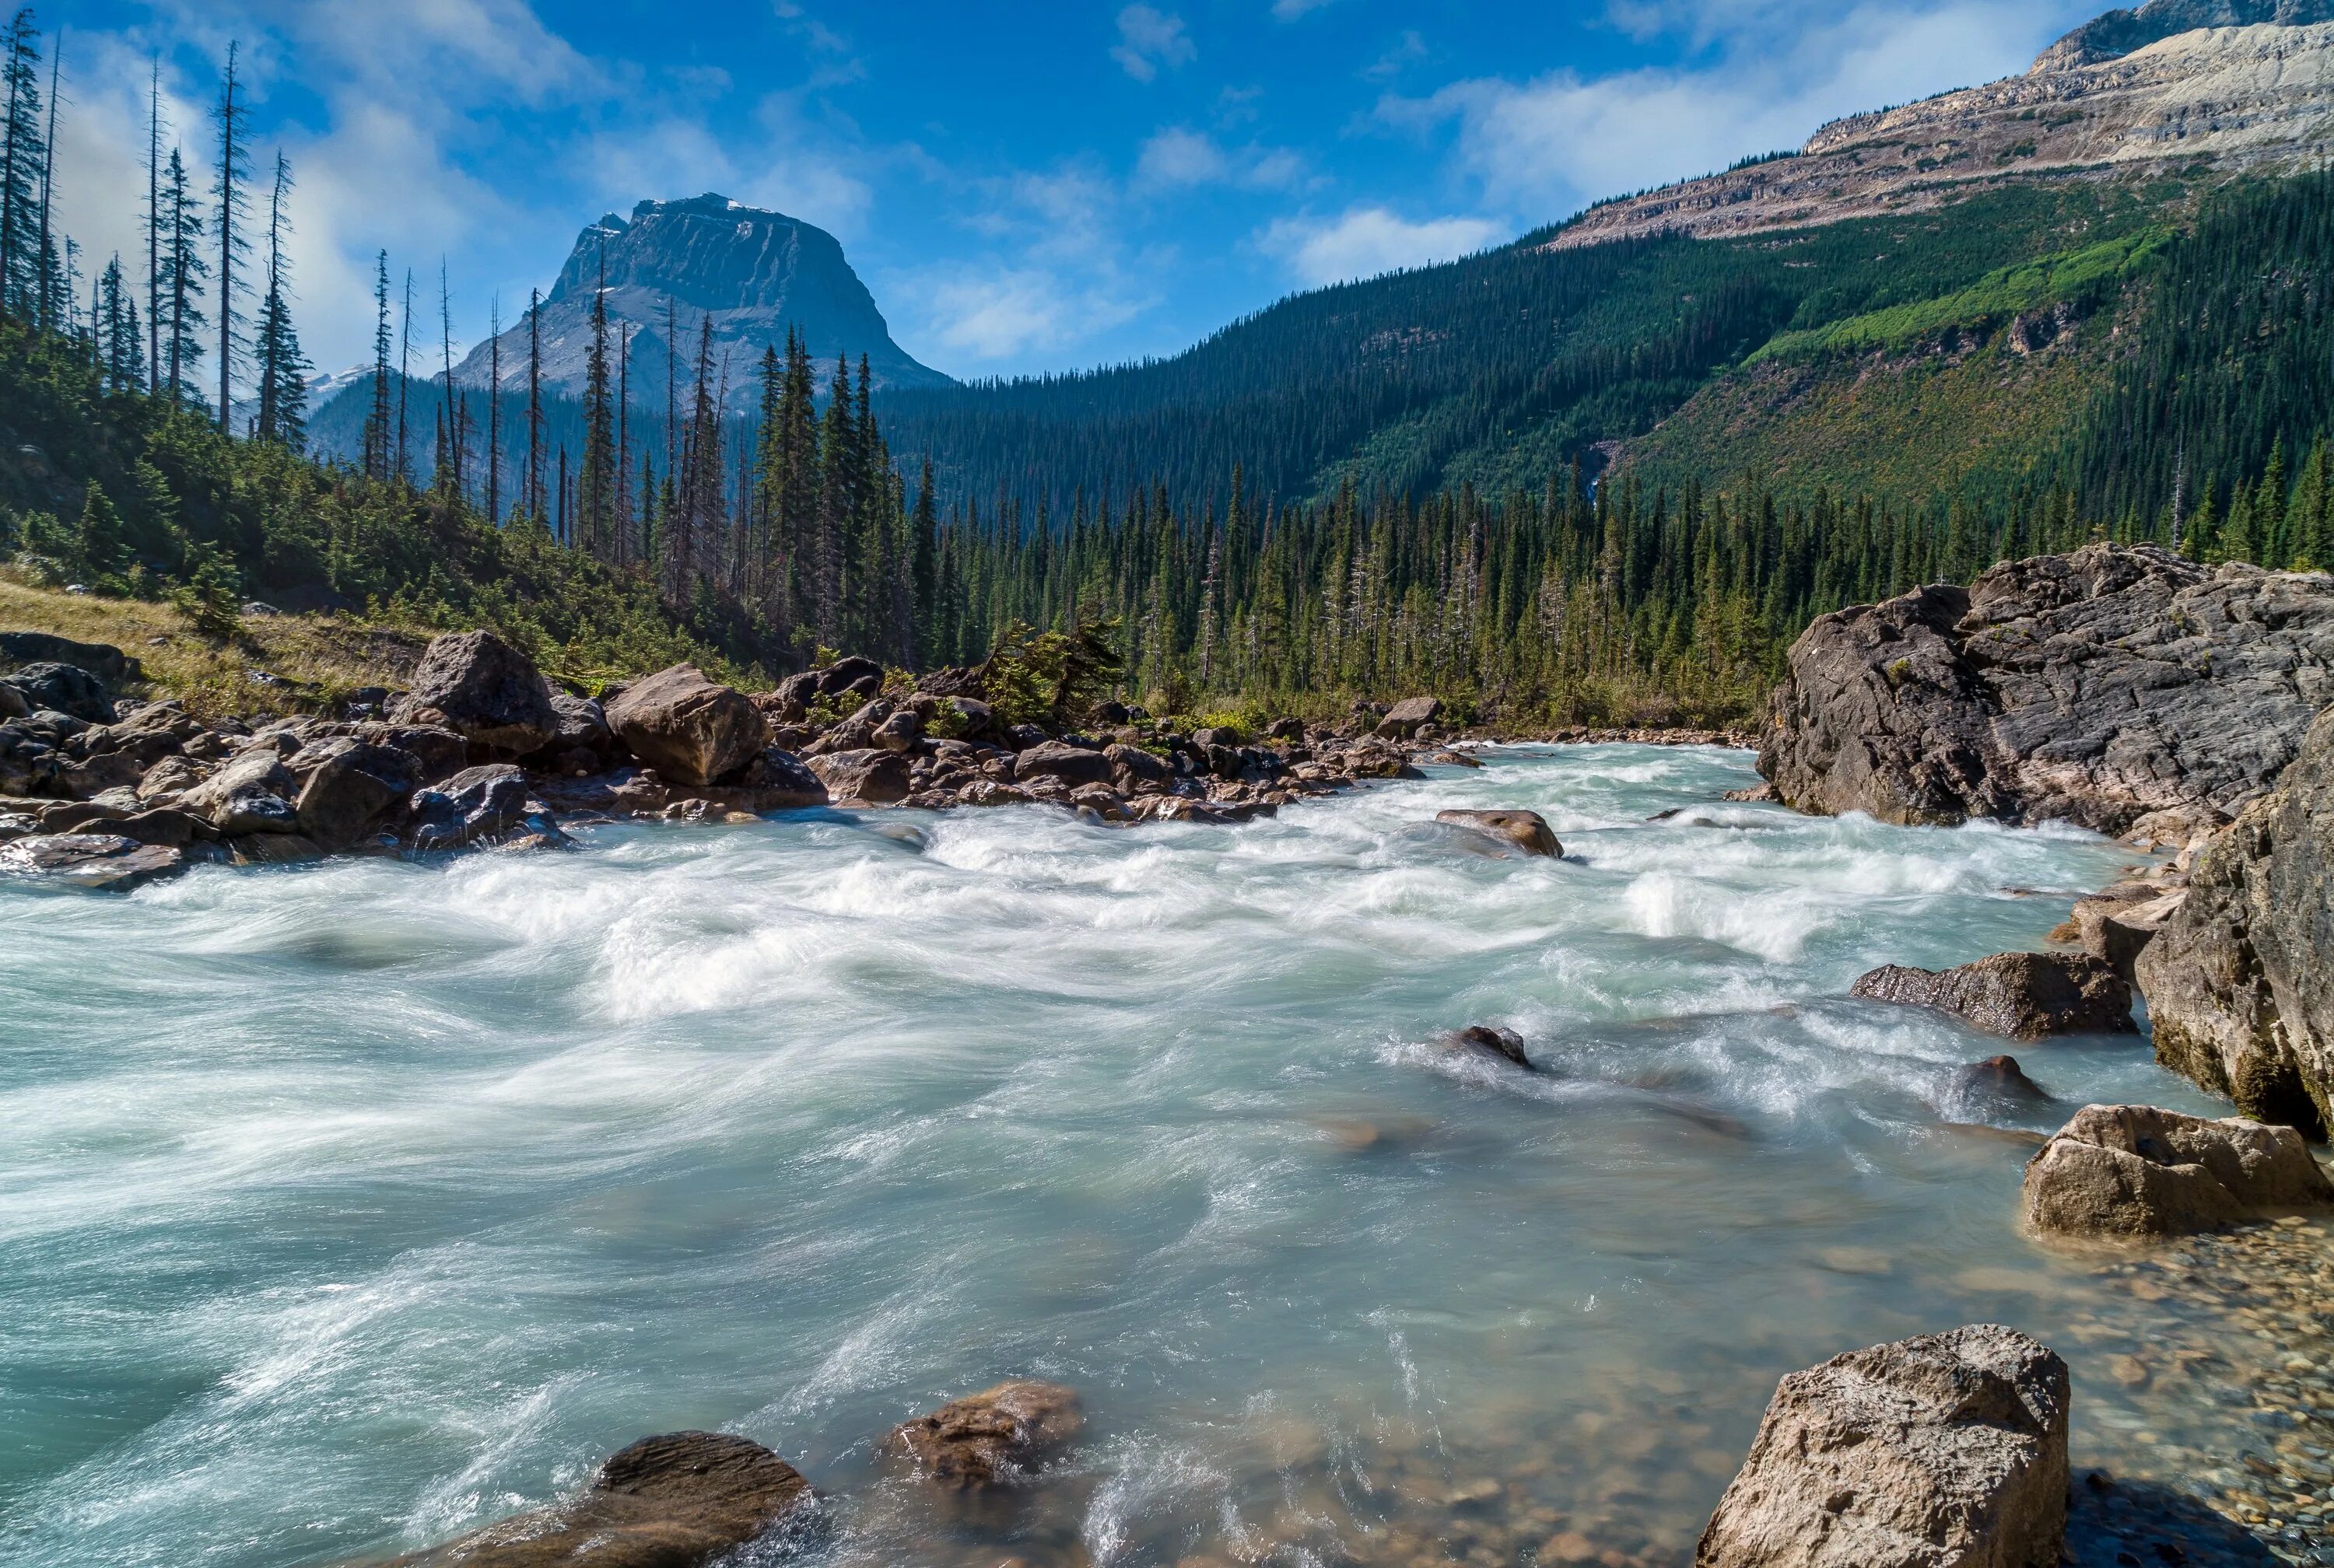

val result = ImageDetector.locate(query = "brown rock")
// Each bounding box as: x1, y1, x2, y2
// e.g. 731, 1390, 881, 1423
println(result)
1435, 808, 1561, 857
805, 747, 912, 804
370, 1430, 811, 1568
395, 630, 559, 754
1849, 951, 2134, 1040
1696, 1325, 2069, 1568
179, 747, 301, 835
1012, 739, 1115, 788
605, 666, 769, 787
1376, 695, 1441, 738
1443, 1024, 1533, 1070
890, 1380, 1082, 1488
0, 832, 187, 891
2021, 1103, 2334, 1238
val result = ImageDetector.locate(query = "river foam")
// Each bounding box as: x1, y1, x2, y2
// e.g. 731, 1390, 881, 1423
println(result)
0, 745, 2255, 1566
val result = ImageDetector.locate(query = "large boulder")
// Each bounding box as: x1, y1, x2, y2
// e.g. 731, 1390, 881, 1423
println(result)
0, 631, 137, 681
1435, 808, 1561, 857
1106, 742, 1174, 792
295, 743, 421, 849
5, 662, 113, 723
1759, 545, 2334, 835
890, 1380, 1082, 1489
0, 832, 186, 891
370, 1430, 811, 1568
396, 631, 559, 754
805, 747, 912, 805
605, 665, 769, 787
2136, 705, 2334, 1136
2022, 1104, 2334, 1238
1011, 739, 1115, 789
729, 747, 830, 811
1850, 952, 2135, 1041
179, 747, 301, 835
1696, 1325, 2069, 1568
1376, 695, 1442, 738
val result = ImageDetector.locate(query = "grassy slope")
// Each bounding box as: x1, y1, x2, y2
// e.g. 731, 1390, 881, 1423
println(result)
0, 576, 430, 720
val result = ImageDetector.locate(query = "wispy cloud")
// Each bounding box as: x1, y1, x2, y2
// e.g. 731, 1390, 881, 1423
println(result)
1387, 0, 2092, 221
1260, 206, 1502, 286
1134, 127, 1305, 192
1111, 5, 1197, 82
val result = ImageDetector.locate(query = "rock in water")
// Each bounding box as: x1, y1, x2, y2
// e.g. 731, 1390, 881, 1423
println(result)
294, 743, 420, 849
1696, 1325, 2069, 1568
805, 747, 912, 805
1849, 952, 2135, 1040
1442, 1025, 1535, 1069
396, 631, 559, 755
0, 832, 185, 891
2022, 1104, 2334, 1238
1376, 696, 1442, 738
2136, 706, 2334, 1136
604, 665, 769, 787
1947, 1055, 2049, 1111
408, 765, 541, 851
890, 1380, 1082, 1488
370, 1430, 811, 1567
1434, 809, 1561, 857
1758, 545, 2334, 836
180, 748, 303, 837
1011, 740, 1115, 789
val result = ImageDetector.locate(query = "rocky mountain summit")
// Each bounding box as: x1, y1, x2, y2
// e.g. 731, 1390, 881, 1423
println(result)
452, 193, 952, 408
1758, 544, 2334, 840
1552, 12, 2334, 250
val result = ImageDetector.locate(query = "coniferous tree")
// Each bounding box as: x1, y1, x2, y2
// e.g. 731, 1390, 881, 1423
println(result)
33, 26, 56, 327
364, 250, 391, 480
0, 8, 44, 317
143, 58, 162, 390
525, 285, 543, 519
576, 243, 617, 561
157, 146, 207, 403
251, 151, 308, 448
485, 295, 503, 524
211, 40, 251, 432
395, 266, 414, 482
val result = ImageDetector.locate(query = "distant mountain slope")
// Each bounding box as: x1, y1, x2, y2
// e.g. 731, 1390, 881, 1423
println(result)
452, 192, 951, 403
1551, 17, 2334, 250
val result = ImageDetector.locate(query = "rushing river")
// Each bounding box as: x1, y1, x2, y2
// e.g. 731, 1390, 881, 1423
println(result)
0, 745, 2313, 1567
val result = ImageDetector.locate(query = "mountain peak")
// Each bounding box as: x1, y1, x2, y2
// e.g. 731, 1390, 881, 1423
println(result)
2036, 0, 2334, 71
460, 193, 953, 405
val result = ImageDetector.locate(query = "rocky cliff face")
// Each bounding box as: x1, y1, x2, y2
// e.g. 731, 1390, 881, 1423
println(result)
1551, 19, 2334, 250
453, 193, 951, 408
1758, 544, 2334, 838
2136, 705, 2334, 1135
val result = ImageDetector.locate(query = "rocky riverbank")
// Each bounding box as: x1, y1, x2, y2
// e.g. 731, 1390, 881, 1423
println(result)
0, 628, 1512, 889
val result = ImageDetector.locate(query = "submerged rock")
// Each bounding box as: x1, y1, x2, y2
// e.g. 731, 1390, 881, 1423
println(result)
1696, 1325, 2069, 1568
1850, 951, 2135, 1041
1442, 1024, 1535, 1070
890, 1380, 1083, 1489
0, 831, 185, 891
2136, 705, 2334, 1136
1947, 1054, 2051, 1114
605, 665, 769, 788
395, 630, 559, 755
1434, 808, 1561, 857
2022, 1104, 2333, 1238
370, 1430, 811, 1568
1758, 544, 2334, 835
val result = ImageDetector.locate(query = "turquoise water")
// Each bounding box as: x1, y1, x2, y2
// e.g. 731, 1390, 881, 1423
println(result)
0, 746, 2248, 1566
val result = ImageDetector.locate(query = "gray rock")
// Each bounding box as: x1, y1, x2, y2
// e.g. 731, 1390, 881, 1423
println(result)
1011, 739, 1115, 788
366, 1430, 812, 1568
408, 764, 539, 851
0, 631, 136, 681
0, 681, 26, 721
0, 831, 187, 891
1697, 1325, 2069, 1568
605, 664, 769, 786
871, 708, 921, 753
1443, 1024, 1534, 1069
1759, 545, 2334, 835
395, 631, 559, 754
296, 744, 422, 849
6, 662, 113, 723
2022, 1103, 2334, 1237
2136, 705, 2334, 1136
1376, 695, 1442, 738
1106, 741, 1174, 791
1850, 951, 2136, 1040
730, 747, 830, 810
890, 1380, 1083, 1489
1435, 808, 1561, 857
179, 748, 301, 835
805, 747, 911, 804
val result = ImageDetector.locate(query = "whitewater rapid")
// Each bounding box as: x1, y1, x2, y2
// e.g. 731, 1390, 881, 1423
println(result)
0, 745, 2242, 1566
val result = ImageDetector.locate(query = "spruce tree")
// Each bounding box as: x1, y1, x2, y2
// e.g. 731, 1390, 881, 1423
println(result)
0, 9, 42, 318
251, 152, 308, 448
211, 40, 251, 432
576, 243, 617, 561
158, 148, 208, 404
365, 250, 391, 480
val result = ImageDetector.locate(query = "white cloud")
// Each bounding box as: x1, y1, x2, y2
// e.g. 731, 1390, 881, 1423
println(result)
1392, 0, 2096, 221
904, 267, 1145, 361
1111, 5, 1197, 82
1260, 207, 1502, 287
1271, 0, 1337, 18
1134, 127, 1306, 192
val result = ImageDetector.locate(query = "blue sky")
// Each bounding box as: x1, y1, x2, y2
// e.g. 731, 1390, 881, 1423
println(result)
55, 0, 2101, 386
